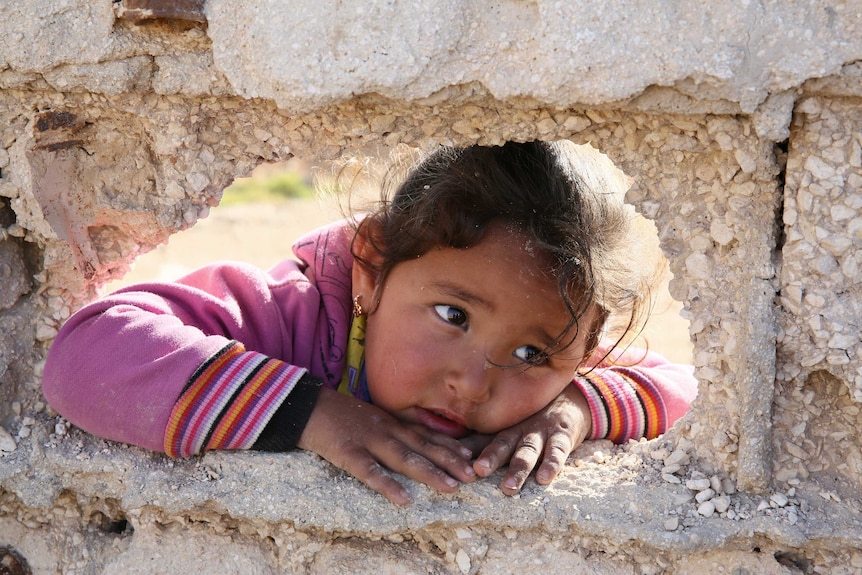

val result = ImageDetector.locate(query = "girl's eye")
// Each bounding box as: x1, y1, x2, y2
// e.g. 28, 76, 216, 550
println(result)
434, 304, 468, 327
513, 345, 547, 365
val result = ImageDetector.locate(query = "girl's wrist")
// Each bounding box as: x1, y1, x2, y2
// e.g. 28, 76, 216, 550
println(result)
566, 379, 593, 441
253, 372, 323, 452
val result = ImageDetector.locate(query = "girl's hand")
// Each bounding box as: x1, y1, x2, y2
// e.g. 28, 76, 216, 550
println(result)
471, 383, 591, 495
297, 388, 476, 505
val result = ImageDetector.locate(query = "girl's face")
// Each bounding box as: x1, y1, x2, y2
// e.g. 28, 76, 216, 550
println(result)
354, 223, 594, 438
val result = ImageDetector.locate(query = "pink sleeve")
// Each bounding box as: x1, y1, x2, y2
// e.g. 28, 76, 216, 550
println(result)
42, 261, 322, 454
572, 344, 698, 443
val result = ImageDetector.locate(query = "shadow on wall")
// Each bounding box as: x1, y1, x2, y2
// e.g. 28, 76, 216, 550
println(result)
106, 157, 694, 365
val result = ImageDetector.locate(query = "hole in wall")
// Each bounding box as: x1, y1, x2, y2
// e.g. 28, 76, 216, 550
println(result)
100, 144, 693, 462
106, 151, 692, 364
88, 510, 134, 536
774, 550, 814, 574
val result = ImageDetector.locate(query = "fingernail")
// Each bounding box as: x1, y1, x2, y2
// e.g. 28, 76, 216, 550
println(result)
460, 446, 473, 458
445, 476, 459, 488
503, 478, 518, 490
464, 466, 475, 477
476, 459, 491, 472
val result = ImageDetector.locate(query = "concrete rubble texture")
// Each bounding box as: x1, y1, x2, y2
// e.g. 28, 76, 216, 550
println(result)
1, 0, 862, 572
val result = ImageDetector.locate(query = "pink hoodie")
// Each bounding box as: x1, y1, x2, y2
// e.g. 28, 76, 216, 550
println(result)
43, 220, 696, 454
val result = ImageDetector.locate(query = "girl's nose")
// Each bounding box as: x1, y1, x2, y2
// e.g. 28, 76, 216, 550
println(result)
445, 351, 492, 403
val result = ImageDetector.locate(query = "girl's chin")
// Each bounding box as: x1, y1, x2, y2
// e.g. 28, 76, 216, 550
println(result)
413, 407, 470, 438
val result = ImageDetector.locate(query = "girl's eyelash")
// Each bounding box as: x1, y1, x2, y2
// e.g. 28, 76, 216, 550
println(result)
513, 344, 549, 365
485, 350, 550, 371
521, 351, 550, 367
433, 304, 468, 327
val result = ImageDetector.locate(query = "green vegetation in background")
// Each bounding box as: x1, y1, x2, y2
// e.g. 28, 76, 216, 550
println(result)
220, 170, 315, 205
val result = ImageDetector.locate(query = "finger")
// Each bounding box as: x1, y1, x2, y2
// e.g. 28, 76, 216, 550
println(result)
373, 437, 462, 495
473, 430, 520, 477
500, 433, 543, 495
457, 433, 494, 457
346, 455, 412, 506
407, 424, 475, 461
401, 428, 477, 483
535, 431, 575, 485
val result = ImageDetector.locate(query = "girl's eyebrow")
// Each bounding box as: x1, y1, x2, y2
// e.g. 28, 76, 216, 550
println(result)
429, 281, 494, 311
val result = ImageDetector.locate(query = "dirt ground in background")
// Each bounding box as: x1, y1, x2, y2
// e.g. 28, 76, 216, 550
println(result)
107, 198, 694, 364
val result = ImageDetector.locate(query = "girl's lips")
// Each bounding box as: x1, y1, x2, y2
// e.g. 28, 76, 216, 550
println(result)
414, 407, 469, 438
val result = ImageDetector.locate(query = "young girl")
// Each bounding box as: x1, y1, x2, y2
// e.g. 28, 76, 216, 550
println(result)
43, 141, 696, 505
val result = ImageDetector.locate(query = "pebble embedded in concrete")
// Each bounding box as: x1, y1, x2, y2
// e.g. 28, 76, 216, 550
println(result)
697, 501, 716, 518
0, 426, 17, 453
455, 549, 471, 574
685, 478, 711, 491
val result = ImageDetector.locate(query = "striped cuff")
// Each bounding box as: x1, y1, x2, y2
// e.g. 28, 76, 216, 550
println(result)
165, 341, 307, 458
572, 367, 668, 443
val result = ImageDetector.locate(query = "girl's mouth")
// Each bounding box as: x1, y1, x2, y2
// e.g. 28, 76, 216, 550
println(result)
414, 407, 469, 438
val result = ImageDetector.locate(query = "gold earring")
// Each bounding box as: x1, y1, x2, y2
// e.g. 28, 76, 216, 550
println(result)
352, 295, 364, 318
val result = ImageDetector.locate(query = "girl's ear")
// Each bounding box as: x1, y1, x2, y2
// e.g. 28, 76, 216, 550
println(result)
351, 221, 384, 305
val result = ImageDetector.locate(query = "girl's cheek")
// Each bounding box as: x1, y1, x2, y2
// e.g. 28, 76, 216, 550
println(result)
403, 328, 450, 367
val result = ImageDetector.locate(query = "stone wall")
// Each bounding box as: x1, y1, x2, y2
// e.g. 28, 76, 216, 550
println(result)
1, 1, 862, 573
